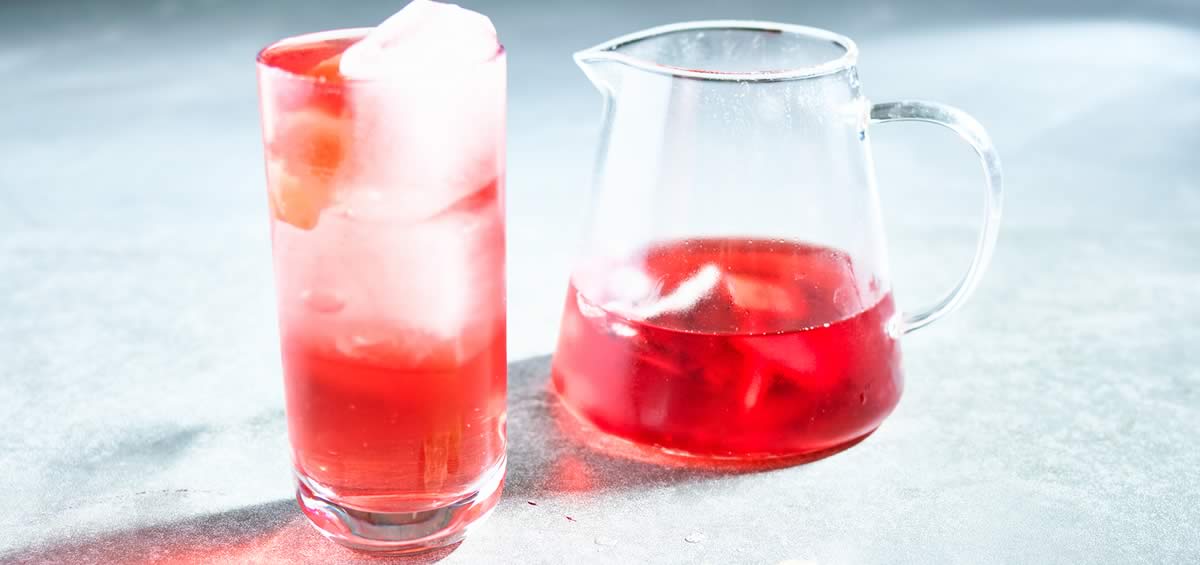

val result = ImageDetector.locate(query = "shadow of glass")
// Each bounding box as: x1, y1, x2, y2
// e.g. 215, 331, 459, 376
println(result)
8, 355, 819, 563
3, 499, 461, 564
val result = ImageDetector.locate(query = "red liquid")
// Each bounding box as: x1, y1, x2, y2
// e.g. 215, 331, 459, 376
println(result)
552, 238, 902, 459
257, 36, 354, 79
282, 322, 506, 511
274, 175, 507, 511
262, 34, 507, 515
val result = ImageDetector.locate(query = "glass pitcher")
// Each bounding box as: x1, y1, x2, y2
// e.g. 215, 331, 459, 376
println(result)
551, 21, 1002, 464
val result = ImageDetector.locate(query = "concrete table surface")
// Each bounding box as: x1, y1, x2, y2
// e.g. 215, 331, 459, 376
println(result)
2, 0, 1198, 563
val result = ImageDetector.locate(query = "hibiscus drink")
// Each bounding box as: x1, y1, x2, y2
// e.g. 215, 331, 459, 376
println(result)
256, 0, 506, 553
552, 238, 902, 460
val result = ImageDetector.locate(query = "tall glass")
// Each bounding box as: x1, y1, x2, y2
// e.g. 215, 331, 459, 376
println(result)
256, 29, 506, 553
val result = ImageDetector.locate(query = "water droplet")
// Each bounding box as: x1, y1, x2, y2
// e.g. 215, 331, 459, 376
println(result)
859, 392, 867, 405
684, 532, 706, 544
301, 290, 345, 313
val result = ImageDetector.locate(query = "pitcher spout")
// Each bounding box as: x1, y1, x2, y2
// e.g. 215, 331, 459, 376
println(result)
573, 47, 625, 95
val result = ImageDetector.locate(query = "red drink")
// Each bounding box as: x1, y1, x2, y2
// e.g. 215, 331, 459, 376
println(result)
282, 311, 506, 511
257, 21, 506, 552
552, 238, 902, 460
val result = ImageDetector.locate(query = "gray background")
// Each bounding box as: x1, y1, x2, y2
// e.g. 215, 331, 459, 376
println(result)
2, 0, 1198, 563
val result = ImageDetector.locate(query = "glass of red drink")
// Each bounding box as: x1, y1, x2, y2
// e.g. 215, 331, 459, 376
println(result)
553, 21, 1003, 465
256, 27, 505, 553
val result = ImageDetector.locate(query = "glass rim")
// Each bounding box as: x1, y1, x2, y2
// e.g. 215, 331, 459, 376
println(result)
573, 20, 859, 82
256, 27, 506, 85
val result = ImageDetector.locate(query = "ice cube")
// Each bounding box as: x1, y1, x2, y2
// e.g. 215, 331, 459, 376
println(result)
338, 195, 505, 364
308, 53, 343, 83
331, 0, 505, 223
270, 107, 349, 175
723, 272, 808, 319
617, 264, 722, 320
265, 159, 334, 230
334, 328, 474, 371
265, 107, 350, 229
730, 332, 845, 394
595, 264, 659, 311
339, 0, 499, 80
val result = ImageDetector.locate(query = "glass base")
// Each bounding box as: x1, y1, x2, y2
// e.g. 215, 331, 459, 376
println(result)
294, 457, 505, 555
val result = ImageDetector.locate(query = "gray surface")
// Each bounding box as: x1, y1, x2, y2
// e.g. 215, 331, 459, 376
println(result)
2, 0, 1199, 563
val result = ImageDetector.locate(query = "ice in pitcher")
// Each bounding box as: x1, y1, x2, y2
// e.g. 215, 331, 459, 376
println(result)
552, 238, 902, 459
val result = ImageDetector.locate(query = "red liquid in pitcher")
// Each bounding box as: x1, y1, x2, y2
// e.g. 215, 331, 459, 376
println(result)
551, 238, 903, 459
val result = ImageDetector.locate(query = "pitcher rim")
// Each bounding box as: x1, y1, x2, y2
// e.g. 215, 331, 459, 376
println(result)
574, 20, 859, 82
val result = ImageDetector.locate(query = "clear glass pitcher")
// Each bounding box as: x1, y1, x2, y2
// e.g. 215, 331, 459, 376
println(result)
551, 21, 1002, 464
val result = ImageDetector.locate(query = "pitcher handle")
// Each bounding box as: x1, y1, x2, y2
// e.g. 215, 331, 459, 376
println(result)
869, 101, 1004, 334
